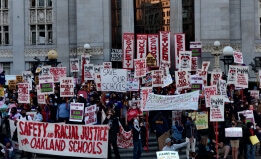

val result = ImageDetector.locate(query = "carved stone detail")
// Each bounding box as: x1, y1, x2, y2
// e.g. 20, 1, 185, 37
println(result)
202, 43, 241, 53
0, 49, 12, 57
25, 48, 56, 57
69, 46, 104, 56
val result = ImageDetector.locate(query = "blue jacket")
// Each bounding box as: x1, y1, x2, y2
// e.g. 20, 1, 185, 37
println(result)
172, 125, 183, 140
56, 103, 70, 118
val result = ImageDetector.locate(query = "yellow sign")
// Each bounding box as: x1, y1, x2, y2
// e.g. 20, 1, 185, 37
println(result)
188, 111, 208, 130
0, 87, 4, 97
146, 53, 157, 67
16, 75, 23, 83
8, 80, 16, 90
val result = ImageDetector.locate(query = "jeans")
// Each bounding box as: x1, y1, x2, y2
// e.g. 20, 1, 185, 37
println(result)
246, 144, 256, 159
133, 139, 142, 159
186, 137, 196, 159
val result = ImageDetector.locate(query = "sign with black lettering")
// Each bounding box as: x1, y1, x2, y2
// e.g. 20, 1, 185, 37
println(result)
60, 77, 74, 97
101, 69, 127, 92
111, 49, 122, 62
210, 95, 224, 121
175, 70, 190, 89
236, 66, 248, 88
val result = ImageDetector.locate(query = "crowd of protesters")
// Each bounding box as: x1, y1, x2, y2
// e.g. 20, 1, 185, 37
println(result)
0, 75, 261, 159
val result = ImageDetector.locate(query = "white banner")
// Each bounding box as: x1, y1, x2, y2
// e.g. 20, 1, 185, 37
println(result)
84, 64, 94, 80
101, 69, 127, 92
136, 34, 147, 59
210, 72, 222, 86
174, 33, 186, 69
70, 103, 84, 122
204, 86, 217, 108
85, 104, 97, 125
134, 59, 146, 78
144, 91, 199, 111
17, 121, 108, 158
236, 66, 248, 88
210, 95, 225, 122
148, 34, 159, 67
126, 78, 140, 92
225, 127, 242, 137
60, 77, 74, 97
175, 70, 190, 89
179, 51, 192, 71
152, 70, 164, 87
70, 58, 80, 72
18, 83, 30, 104
141, 87, 153, 111
123, 33, 134, 69
233, 51, 243, 64
160, 31, 171, 64
157, 151, 180, 159
227, 65, 237, 85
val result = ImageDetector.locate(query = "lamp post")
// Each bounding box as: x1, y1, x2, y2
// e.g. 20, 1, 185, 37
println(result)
82, 44, 91, 84
211, 41, 222, 72
221, 46, 234, 76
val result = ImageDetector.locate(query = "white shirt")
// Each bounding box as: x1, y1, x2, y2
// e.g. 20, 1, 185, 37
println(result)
19, 115, 32, 121
162, 141, 189, 151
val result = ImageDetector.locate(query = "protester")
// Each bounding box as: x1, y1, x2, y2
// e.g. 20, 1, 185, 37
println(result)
0, 141, 14, 159
162, 137, 189, 151
126, 102, 142, 131
132, 118, 144, 159
185, 117, 197, 159
56, 98, 70, 123
230, 120, 240, 159
171, 121, 183, 143
33, 107, 43, 122
237, 113, 247, 159
196, 136, 213, 159
0, 71, 5, 86
246, 122, 257, 159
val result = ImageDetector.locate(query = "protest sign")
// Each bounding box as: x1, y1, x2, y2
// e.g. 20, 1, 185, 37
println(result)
204, 86, 217, 108
250, 90, 259, 99
101, 69, 127, 92
190, 75, 203, 95
70, 103, 84, 122
218, 79, 229, 102
233, 51, 243, 64
93, 65, 103, 73
111, 49, 122, 61
225, 127, 242, 137
144, 91, 199, 111
146, 53, 157, 67
0, 87, 4, 97
148, 34, 159, 67
160, 31, 171, 64
85, 104, 97, 125
210, 72, 222, 86
8, 80, 16, 90
141, 87, 153, 111
81, 54, 91, 68
84, 64, 94, 80
60, 77, 74, 97
70, 58, 80, 72
136, 34, 147, 59
123, 33, 134, 69
39, 75, 54, 94
18, 83, 30, 103
174, 33, 185, 69
179, 51, 192, 71
50, 67, 67, 83
189, 112, 208, 130
22, 71, 32, 90
175, 70, 190, 89
126, 78, 140, 91
94, 73, 101, 91
134, 59, 146, 78
156, 151, 180, 159
210, 95, 224, 122
40, 66, 51, 76
152, 70, 164, 87
143, 72, 152, 87
36, 85, 46, 104
227, 65, 237, 85
202, 61, 210, 71
172, 111, 182, 126
103, 62, 112, 69
190, 41, 202, 57
17, 121, 109, 158
163, 73, 173, 87
117, 122, 133, 148
16, 75, 23, 83
238, 110, 256, 128
191, 57, 198, 71
236, 66, 248, 88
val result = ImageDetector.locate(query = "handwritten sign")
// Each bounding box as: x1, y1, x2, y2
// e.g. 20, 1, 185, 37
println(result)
85, 104, 97, 125
175, 70, 190, 89
60, 77, 74, 97
210, 72, 222, 86
204, 86, 217, 108
157, 151, 180, 159
18, 83, 30, 103
152, 70, 164, 87
210, 95, 224, 122
126, 78, 140, 91
236, 66, 248, 88
101, 69, 127, 92
84, 64, 94, 80
70, 103, 84, 122
70, 58, 80, 72
225, 127, 242, 137
134, 59, 146, 78
179, 51, 192, 71
233, 51, 243, 64
50, 67, 67, 83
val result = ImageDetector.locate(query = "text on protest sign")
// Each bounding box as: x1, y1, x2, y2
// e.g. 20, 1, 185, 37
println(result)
39, 75, 54, 94
152, 70, 164, 87
236, 66, 248, 88
233, 51, 243, 64
175, 70, 190, 89
160, 31, 171, 64
70, 103, 84, 122
210, 72, 222, 86
148, 34, 159, 67
117, 122, 133, 148
84, 64, 94, 80
225, 127, 242, 137
103, 62, 112, 69
17, 121, 109, 158
144, 91, 199, 111
238, 110, 256, 128
111, 49, 122, 62
8, 80, 16, 90
18, 83, 30, 104
94, 73, 101, 91
174, 33, 185, 69
70, 59, 80, 72
190, 41, 202, 57
136, 34, 148, 59
188, 112, 208, 130
141, 87, 153, 111
60, 77, 74, 97
22, 71, 32, 90
204, 86, 217, 108
126, 78, 140, 91
85, 105, 97, 125
101, 69, 127, 92
36, 85, 46, 104
191, 57, 198, 71
122, 33, 134, 69
210, 95, 225, 122
134, 59, 146, 78
227, 65, 237, 85
179, 51, 192, 71
40, 66, 51, 76
50, 67, 67, 83
156, 151, 180, 159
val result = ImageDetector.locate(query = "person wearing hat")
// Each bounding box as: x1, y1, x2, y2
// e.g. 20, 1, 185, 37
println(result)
162, 137, 189, 151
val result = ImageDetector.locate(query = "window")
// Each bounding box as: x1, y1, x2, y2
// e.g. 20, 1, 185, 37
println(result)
29, 0, 53, 45
0, 62, 10, 75
0, 0, 9, 45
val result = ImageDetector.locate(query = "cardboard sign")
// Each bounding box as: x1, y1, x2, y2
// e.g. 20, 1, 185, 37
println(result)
81, 54, 91, 69
94, 73, 101, 91
70, 58, 80, 72
141, 87, 153, 111
50, 67, 67, 83
233, 51, 243, 64
157, 151, 179, 159
175, 70, 190, 89
148, 34, 159, 67
227, 65, 237, 85
39, 75, 54, 94
8, 80, 16, 90
17, 121, 109, 158
126, 78, 140, 91
236, 66, 248, 88
210, 72, 222, 86
0, 87, 4, 97
18, 83, 30, 103
204, 86, 217, 108
60, 77, 74, 97
191, 57, 198, 71
101, 69, 127, 92
84, 64, 94, 80
144, 91, 199, 110
225, 127, 243, 137
179, 51, 192, 71
111, 49, 122, 62
189, 112, 208, 130
160, 31, 171, 64
136, 34, 147, 59
172, 111, 182, 126
85, 104, 97, 125
22, 71, 32, 90
146, 53, 157, 67
16, 75, 23, 83
152, 70, 164, 87
210, 95, 224, 122
103, 62, 112, 69
174, 33, 185, 69
40, 66, 51, 76
36, 85, 46, 104
190, 41, 202, 57
191, 75, 203, 95
122, 33, 134, 69
70, 103, 84, 122
134, 58, 146, 78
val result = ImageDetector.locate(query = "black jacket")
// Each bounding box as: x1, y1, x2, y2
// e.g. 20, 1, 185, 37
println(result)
103, 115, 119, 143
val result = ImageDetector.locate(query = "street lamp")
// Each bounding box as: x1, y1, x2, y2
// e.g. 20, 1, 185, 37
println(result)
211, 41, 222, 72
221, 46, 234, 76
82, 43, 91, 84
84, 43, 91, 55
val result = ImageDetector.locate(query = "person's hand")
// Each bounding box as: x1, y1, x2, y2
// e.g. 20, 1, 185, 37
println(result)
140, 122, 143, 127
189, 137, 194, 143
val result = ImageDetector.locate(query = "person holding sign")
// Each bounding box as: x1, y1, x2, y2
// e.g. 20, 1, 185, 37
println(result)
162, 137, 189, 151
56, 98, 70, 124
185, 117, 197, 159
230, 121, 240, 159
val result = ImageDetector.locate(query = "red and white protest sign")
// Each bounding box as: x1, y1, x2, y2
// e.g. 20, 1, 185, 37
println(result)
134, 58, 146, 78
202, 61, 210, 71
204, 86, 217, 108
160, 31, 171, 64
191, 57, 198, 71
175, 70, 190, 89
250, 90, 259, 100
36, 85, 46, 104
85, 104, 97, 125
17, 121, 109, 158
22, 71, 32, 90
81, 54, 91, 69
179, 51, 192, 71
198, 61, 210, 86
236, 66, 248, 88
174, 33, 186, 69
136, 34, 147, 59
70, 58, 80, 72
117, 122, 133, 148
233, 51, 243, 64
152, 70, 164, 87
18, 83, 30, 103
50, 67, 66, 83
210, 95, 225, 121
60, 77, 74, 97
94, 73, 101, 91
172, 111, 182, 126
70, 103, 84, 122
141, 87, 153, 111
122, 33, 134, 69
103, 62, 112, 69
40, 66, 51, 76
84, 64, 94, 80
148, 34, 159, 67
227, 65, 237, 85
210, 72, 222, 86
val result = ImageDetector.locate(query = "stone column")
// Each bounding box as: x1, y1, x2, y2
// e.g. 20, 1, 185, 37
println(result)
121, 0, 134, 33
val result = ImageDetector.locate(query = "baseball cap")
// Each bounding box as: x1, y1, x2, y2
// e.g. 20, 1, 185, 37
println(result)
165, 138, 172, 144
